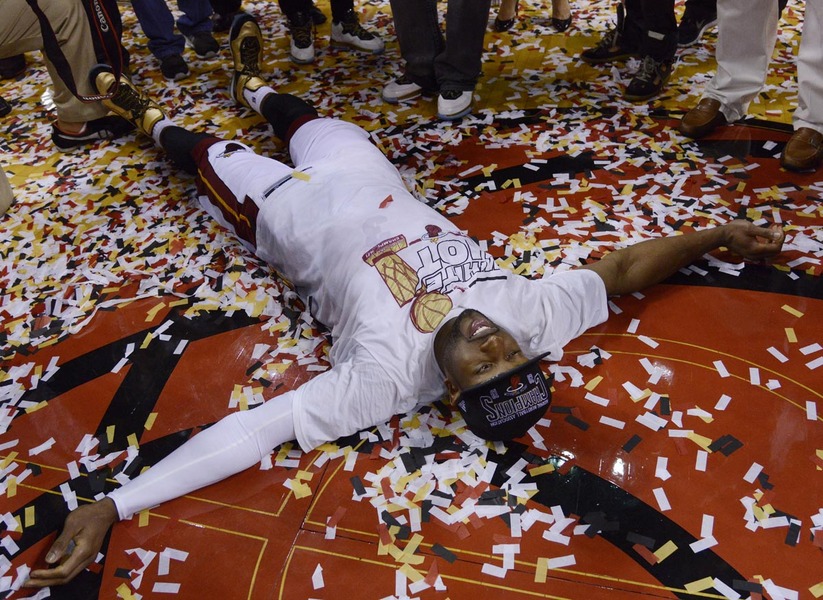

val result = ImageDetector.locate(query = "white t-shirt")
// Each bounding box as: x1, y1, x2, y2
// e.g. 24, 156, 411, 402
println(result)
243, 120, 610, 450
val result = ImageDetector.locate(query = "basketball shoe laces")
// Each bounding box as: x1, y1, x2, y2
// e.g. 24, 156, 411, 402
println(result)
110, 81, 153, 121
340, 14, 375, 40
239, 36, 262, 77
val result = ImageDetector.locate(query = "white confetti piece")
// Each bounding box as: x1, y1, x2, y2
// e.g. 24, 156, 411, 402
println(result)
715, 394, 731, 410
599, 416, 625, 429
637, 335, 659, 348
712, 578, 741, 599
806, 356, 823, 370
689, 536, 717, 553
800, 343, 822, 355
767, 346, 789, 363
28, 437, 56, 456
584, 392, 609, 406
627, 318, 640, 333
652, 487, 671, 511
700, 514, 714, 538
713, 360, 730, 378
807, 401, 818, 421
655, 457, 671, 481
749, 367, 761, 385
152, 583, 181, 594
547, 554, 576, 569
695, 451, 708, 472
312, 564, 324, 590
743, 462, 763, 483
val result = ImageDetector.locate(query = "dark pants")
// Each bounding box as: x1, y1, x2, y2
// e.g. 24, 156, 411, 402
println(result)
625, 0, 677, 61
161, 93, 318, 174
389, 0, 492, 92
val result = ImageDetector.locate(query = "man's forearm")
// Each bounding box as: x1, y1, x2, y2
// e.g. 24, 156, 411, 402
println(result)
584, 221, 784, 296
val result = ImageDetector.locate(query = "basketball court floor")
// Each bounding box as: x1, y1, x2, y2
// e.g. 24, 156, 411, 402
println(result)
1, 1, 821, 598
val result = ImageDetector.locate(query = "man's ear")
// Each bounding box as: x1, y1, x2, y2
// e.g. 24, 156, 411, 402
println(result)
444, 378, 461, 404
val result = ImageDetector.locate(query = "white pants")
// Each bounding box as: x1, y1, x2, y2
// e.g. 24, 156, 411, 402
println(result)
705, 0, 822, 133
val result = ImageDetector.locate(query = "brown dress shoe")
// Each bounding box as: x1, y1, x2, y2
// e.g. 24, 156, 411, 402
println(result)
780, 127, 823, 172
679, 97, 727, 139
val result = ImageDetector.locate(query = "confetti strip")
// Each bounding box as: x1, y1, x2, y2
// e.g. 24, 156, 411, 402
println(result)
743, 462, 764, 483
312, 564, 324, 589
767, 347, 789, 363
713, 360, 730, 378
808, 401, 819, 421
781, 305, 804, 318
652, 488, 671, 511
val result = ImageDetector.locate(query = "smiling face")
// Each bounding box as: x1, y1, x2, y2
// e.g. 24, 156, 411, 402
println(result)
434, 309, 529, 401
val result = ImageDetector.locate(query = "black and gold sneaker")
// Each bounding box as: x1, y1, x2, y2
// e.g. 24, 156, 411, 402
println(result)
90, 65, 166, 138
229, 13, 267, 108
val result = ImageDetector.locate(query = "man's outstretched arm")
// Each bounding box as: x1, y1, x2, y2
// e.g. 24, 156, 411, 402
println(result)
581, 220, 785, 296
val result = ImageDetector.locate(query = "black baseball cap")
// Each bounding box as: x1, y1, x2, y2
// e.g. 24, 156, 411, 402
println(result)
455, 353, 552, 441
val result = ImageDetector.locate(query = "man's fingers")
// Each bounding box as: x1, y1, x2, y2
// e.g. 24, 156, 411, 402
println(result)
25, 541, 94, 588
43, 528, 77, 564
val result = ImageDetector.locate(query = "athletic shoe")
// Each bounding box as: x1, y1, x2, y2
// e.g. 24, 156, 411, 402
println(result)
213, 11, 237, 32
229, 13, 267, 108
159, 54, 190, 80
382, 74, 423, 104
289, 12, 315, 64
331, 10, 384, 54
679, 97, 727, 139
0, 55, 26, 79
90, 65, 166, 138
624, 56, 673, 101
677, 10, 717, 47
437, 90, 473, 120
580, 27, 639, 64
780, 127, 823, 172
185, 31, 220, 58
51, 115, 134, 150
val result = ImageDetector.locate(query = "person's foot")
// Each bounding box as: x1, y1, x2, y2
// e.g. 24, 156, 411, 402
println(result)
677, 9, 717, 47
159, 54, 190, 80
679, 97, 727, 139
51, 115, 135, 151
0, 54, 26, 80
623, 55, 673, 101
331, 10, 384, 54
580, 27, 639, 64
289, 11, 315, 64
382, 74, 425, 104
90, 65, 166, 138
493, 0, 519, 32
780, 127, 823, 172
229, 13, 267, 108
437, 90, 473, 120
551, 0, 572, 31
213, 11, 238, 32
185, 31, 220, 58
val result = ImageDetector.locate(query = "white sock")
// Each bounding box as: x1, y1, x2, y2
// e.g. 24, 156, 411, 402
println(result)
244, 85, 276, 115
150, 117, 175, 146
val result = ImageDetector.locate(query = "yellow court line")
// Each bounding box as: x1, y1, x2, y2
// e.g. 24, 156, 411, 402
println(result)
284, 543, 732, 600
580, 332, 823, 404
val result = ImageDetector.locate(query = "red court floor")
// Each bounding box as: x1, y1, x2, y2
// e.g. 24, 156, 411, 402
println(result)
1, 1, 822, 599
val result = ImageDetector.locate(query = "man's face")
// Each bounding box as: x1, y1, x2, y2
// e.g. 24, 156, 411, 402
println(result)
434, 309, 529, 399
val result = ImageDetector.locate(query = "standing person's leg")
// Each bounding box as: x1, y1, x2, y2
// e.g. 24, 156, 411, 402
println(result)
385, 0, 441, 97
131, 0, 190, 79
623, 0, 676, 101
176, 0, 218, 57
0, 0, 131, 148
580, 0, 642, 65
781, 0, 823, 172
677, 0, 717, 48
328, 0, 384, 53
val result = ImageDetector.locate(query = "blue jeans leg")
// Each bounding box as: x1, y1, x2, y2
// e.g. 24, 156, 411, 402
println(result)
176, 0, 214, 36
132, 0, 185, 59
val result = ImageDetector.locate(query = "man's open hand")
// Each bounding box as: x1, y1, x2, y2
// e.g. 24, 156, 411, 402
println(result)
24, 498, 118, 588
723, 220, 785, 260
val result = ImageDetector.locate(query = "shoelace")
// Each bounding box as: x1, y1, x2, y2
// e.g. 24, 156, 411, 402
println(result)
239, 37, 261, 76
291, 17, 313, 47
634, 56, 659, 83
594, 28, 619, 52
342, 18, 374, 40
112, 82, 152, 117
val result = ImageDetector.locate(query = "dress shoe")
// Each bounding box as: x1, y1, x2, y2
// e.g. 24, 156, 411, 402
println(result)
780, 127, 823, 172
679, 97, 727, 139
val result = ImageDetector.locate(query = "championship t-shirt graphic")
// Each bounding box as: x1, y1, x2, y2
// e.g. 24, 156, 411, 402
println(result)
363, 226, 503, 333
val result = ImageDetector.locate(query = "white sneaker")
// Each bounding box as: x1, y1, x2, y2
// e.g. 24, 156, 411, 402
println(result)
437, 90, 473, 120
289, 13, 315, 64
382, 75, 423, 104
331, 11, 384, 54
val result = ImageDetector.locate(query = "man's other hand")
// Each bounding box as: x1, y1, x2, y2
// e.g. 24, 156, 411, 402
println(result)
24, 498, 118, 588
723, 220, 785, 261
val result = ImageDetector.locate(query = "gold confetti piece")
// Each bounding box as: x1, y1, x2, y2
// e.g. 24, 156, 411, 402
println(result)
138, 510, 150, 527
653, 541, 678, 562
24, 506, 35, 527
399, 563, 425, 583
535, 557, 548, 583
292, 170, 311, 181
529, 463, 555, 476
781, 304, 804, 318
25, 401, 47, 414
144, 412, 157, 430
145, 302, 166, 322
296, 470, 313, 481
291, 481, 312, 499
126, 433, 139, 448
1, 452, 18, 470
7, 477, 16, 498
810, 582, 823, 597
585, 375, 603, 391
684, 576, 714, 593
785, 328, 797, 342
117, 582, 138, 600
106, 425, 116, 444
482, 163, 498, 177
139, 332, 153, 349
688, 432, 713, 451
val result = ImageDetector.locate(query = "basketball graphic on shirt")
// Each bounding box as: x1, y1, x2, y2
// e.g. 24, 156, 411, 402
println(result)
411, 292, 452, 333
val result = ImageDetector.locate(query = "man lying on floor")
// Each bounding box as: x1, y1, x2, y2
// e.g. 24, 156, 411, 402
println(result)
25, 13, 786, 588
